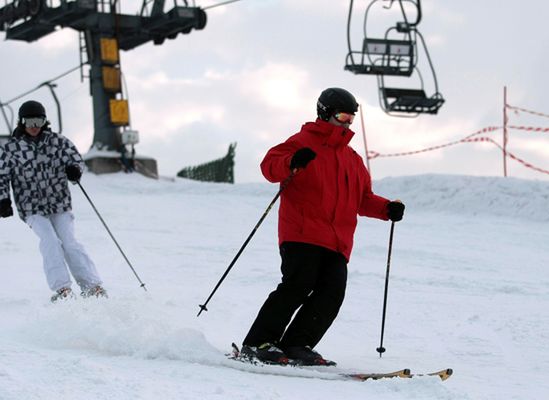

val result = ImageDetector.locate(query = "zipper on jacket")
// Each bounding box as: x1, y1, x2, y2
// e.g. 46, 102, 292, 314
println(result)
330, 148, 341, 252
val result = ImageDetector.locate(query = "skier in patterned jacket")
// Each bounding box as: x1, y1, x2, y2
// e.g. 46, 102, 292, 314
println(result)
0, 100, 107, 302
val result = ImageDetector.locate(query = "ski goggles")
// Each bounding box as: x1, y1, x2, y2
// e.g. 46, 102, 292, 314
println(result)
333, 112, 355, 124
22, 117, 46, 128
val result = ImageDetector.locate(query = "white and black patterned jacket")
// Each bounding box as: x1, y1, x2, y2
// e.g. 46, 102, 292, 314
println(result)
0, 128, 84, 220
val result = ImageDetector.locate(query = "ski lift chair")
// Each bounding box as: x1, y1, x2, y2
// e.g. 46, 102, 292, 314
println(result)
345, 37, 415, 76
345, 0, 420, 76
345, 0, 444, 116
381, 87, 444, 115
377, 29, 445, 116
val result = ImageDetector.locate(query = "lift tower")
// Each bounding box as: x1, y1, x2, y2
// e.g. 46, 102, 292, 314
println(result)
0, 0, 207, 175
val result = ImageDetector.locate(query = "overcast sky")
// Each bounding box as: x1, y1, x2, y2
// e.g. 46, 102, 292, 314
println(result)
1, 0, 548, 182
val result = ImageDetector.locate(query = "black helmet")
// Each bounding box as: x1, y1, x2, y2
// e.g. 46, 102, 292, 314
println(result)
18, 100, 46, 120
317, 88, 358, 121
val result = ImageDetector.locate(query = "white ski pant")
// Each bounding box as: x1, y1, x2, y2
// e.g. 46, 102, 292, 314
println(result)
26, 212, 102, 292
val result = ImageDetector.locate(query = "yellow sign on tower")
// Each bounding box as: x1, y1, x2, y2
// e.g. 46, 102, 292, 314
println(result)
100, 38, 119, 64
109, 99, 129, 125
102, 66, 121, 92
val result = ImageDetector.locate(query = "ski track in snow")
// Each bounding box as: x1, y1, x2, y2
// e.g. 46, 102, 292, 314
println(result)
1, 173, 548, 400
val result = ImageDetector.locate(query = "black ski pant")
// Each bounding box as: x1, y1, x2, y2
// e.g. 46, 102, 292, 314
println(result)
243, 241, 348, 349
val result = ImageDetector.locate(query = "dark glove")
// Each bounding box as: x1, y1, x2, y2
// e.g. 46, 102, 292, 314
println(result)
290, 148, 316, 170
0, 198, 13, 218
65, 165, 82, 182
387, 201, 405, 222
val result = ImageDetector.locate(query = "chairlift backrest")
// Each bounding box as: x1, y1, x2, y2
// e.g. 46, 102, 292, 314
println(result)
363, 38, 413, 56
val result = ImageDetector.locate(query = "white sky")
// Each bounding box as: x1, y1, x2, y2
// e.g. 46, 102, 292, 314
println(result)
1, 0, 548, 182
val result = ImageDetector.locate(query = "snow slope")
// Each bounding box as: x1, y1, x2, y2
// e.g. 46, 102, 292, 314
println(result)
1, 173, 548, 400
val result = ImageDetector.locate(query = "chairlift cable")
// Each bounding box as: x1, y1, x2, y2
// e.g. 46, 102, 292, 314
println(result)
203, 0, 243, 10
1, 63, 84, 132
3, 64, 84, 105
59, 80, 87, 102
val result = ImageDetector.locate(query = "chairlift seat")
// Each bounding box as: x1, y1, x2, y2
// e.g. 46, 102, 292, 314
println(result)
345, 62, 411, 76
345, 38, 415, 77
382, 88, 444, 114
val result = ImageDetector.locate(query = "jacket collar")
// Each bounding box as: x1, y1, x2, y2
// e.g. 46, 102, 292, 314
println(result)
302, 119, 355, 148
19, 128, 50, 145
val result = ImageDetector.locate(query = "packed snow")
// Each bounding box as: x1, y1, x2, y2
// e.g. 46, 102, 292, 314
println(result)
1, 172, 548, 400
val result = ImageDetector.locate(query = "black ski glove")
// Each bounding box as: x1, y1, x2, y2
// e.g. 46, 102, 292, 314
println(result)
290, 148, 316, 170
65, 165, 82, 183
387, 201, 405, 222
0, 198, 13, 218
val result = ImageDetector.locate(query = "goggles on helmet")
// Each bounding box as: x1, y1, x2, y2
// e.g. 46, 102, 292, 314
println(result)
23, 117, 46, 129
333, 112, 355, 124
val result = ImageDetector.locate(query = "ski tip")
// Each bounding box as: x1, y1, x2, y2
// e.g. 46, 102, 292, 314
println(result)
426, 368, 453, 381
346, 369, 411, 381
440, 368, 453, 381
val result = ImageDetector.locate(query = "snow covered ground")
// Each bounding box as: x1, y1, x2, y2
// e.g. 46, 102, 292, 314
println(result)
1, 172, 548, 400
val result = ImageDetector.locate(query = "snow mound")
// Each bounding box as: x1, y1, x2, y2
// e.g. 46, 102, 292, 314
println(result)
13, 297, 220, 363
374, 174, 549, 221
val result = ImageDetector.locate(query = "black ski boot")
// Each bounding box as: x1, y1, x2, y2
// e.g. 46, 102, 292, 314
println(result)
284, 346, 336, 366
240, 343, 290, 365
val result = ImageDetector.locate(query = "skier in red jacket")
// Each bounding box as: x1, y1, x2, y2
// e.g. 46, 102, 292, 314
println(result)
241, 88, 405, 366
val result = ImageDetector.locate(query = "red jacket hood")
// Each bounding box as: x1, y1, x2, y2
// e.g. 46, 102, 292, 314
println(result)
301, 119, 355, 148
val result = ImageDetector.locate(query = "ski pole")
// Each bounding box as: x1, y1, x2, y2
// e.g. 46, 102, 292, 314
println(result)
77, 181, 147, 292
376, 221, 395, 357
197, 170, 296, 317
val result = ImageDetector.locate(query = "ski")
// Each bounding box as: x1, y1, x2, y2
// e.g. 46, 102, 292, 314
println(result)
227, 343, 450, 382
343, 369, 411, 381
409, 368, 453, 381
227, 354, 410, 381
341, 368, 453, 382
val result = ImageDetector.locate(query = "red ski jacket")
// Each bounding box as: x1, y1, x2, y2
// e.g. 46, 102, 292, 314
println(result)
261, 119, 389, 261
